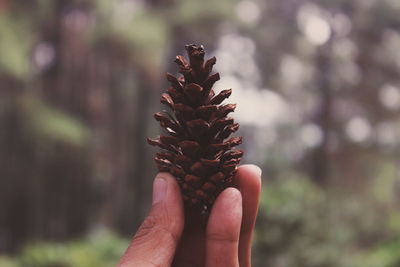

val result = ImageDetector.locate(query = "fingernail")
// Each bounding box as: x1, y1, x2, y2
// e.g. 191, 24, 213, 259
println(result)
152, 177, 167, 205
247, 164, 262, 177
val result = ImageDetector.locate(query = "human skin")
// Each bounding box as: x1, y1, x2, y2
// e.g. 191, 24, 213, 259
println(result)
117, 164, 262, 267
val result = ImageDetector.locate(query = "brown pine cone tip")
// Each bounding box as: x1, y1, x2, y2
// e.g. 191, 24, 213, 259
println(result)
147, 44, 243, 213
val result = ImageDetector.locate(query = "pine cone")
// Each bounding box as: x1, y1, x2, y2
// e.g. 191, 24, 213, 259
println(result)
147, 44, 243, 213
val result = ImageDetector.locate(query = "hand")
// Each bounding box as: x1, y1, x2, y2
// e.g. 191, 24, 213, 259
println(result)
117, 164, 262, 267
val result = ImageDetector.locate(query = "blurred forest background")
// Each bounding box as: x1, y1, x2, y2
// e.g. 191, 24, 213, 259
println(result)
1, 0, 400, 266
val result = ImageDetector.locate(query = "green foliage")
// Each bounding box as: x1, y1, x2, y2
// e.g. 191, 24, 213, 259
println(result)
21, 96, 90, 147
0, 12, 32, 79
1, 230, 129, 267
0, 257, 19, 267
254, 170, 400, 267
112, 12, 169, 67
93, 2, 169, 68
370, 161, 398, 205
255, 174, 340, 267
173, 0, 237, 24
358, 240, 400, 267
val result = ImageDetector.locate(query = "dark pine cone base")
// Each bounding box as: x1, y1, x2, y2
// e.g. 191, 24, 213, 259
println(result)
148, 44, 243, 213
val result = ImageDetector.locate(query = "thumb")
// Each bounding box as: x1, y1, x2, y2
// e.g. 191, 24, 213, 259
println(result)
117, 173, 184, 267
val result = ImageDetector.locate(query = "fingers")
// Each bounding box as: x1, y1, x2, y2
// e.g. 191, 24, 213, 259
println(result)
205, 188, 243, 267
232, 164, 262, 267
117, 173, 184, 267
